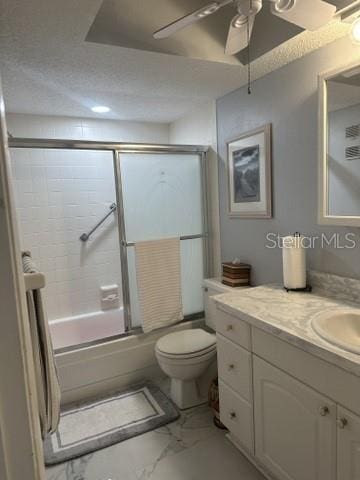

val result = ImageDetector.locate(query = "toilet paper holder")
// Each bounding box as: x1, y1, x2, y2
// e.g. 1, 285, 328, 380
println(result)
284, 285, 312, 293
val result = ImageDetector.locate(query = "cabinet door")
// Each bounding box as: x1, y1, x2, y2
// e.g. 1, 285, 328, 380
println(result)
253, 357, 336, 480
337, 406, 360, 480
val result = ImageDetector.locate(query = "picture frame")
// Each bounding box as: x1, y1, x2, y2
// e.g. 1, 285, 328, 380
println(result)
227, 124, 272, 218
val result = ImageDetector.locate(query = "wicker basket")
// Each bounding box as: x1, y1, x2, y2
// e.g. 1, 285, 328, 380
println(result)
208, 377, 227, 429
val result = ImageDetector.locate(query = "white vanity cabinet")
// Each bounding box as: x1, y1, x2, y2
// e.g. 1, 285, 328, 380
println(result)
215, 309, 254, 454
337, 406, 360, 480
214, 306, 360, 480
253, 356, 336, 480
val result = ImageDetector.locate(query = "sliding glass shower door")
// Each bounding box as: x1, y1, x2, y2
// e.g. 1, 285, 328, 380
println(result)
10, 147, 125, 350
117, 152, 208, 329
9, 137, 209, 347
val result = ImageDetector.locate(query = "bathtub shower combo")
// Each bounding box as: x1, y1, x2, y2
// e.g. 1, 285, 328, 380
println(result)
10, 139, 210, 354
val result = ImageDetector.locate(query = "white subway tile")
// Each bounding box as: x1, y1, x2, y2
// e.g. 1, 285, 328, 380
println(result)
48, 191, 62, 206
48, 179, 62, 192
46, 166, 61, 179
31, 166, 45, 180
59, 166, 73, 179
10, 118, 124, 322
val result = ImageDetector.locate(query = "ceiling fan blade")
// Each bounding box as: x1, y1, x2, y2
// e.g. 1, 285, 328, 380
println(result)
153, 1, 231, 39
225, 14, 255, 56
270, 0, 336, 31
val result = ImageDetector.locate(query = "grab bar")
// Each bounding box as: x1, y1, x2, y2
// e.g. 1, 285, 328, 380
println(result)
80, 203, 117, 242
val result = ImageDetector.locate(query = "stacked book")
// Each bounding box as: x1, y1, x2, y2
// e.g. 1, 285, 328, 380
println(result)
222, 262, 251, 287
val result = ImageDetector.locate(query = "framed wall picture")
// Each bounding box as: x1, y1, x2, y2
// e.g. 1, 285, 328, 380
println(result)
227, 124, 272, 218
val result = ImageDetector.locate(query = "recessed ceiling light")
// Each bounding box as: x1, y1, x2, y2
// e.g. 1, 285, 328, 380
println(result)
91, 105, 110, 113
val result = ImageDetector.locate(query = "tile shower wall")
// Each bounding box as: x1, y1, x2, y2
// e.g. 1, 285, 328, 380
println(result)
6, 113, 170, 143
9, 113, 169, 321
11, 148, 121, 321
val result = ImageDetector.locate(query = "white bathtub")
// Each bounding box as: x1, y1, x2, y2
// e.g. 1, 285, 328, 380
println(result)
49, 308, 125, 350
54, 317, 205, 405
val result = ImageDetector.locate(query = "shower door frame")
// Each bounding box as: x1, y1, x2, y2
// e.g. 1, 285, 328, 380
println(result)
9, 138, 210, 337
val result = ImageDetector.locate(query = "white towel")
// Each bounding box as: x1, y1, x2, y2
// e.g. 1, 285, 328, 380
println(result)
22, 252, 61, 438
135, 238, 183, 333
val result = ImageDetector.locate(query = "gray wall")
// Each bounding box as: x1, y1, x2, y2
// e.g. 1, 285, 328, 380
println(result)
216, 35, 360, 285
328, 103, 360, 216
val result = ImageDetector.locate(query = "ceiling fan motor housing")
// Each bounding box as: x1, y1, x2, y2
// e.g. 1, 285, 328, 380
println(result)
236, 0, 263, 17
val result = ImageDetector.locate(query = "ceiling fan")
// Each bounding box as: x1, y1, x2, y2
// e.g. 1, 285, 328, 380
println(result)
153, 0, 337, 56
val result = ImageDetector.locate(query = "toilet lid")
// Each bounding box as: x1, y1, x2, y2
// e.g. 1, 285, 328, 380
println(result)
156, 329, 216, 356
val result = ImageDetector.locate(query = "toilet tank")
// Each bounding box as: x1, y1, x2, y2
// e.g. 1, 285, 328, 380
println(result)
203, 278, 237, 330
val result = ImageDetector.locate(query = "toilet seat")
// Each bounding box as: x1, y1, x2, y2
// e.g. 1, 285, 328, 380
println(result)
156, 329, 216, 359
156, 342, 216, 360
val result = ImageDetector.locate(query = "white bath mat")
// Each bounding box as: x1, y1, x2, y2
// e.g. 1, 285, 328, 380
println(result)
44, 383, 179, 465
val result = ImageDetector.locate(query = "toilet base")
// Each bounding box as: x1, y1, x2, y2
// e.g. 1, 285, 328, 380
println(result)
170, 378, 207, 409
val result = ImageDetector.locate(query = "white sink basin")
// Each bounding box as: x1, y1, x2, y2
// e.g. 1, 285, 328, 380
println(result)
312, 310, 360, 354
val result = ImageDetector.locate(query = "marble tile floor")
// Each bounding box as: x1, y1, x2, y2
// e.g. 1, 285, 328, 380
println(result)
47, 379, 265, 480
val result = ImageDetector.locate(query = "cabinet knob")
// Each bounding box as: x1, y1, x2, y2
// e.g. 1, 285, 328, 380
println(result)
226, 325, 233, 331
228, 364, 235, 371
230, 411, 236, 419
203, 287, 208, 292
337, 418, 348, 429
319, 406, 329, 416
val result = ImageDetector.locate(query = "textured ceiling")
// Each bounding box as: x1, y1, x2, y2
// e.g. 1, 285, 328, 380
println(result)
0, 0, 352, 123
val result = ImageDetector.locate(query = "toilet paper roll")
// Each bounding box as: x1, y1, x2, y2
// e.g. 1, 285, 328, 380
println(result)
282, 235, 306, 290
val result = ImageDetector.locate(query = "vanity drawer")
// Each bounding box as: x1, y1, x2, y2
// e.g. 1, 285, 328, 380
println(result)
219, 380, 254, 454
215, 308, 251, 350
217, 334, 252, 402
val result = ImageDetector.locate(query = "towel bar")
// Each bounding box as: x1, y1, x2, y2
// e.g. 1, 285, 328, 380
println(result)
24, 272, 46, 291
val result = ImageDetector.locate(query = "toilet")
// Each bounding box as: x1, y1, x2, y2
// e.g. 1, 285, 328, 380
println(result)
155, 329, 216, 409
155, 278, 234, 409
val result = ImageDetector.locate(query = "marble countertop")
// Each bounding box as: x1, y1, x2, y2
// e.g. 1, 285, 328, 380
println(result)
213, 282, 360, 377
